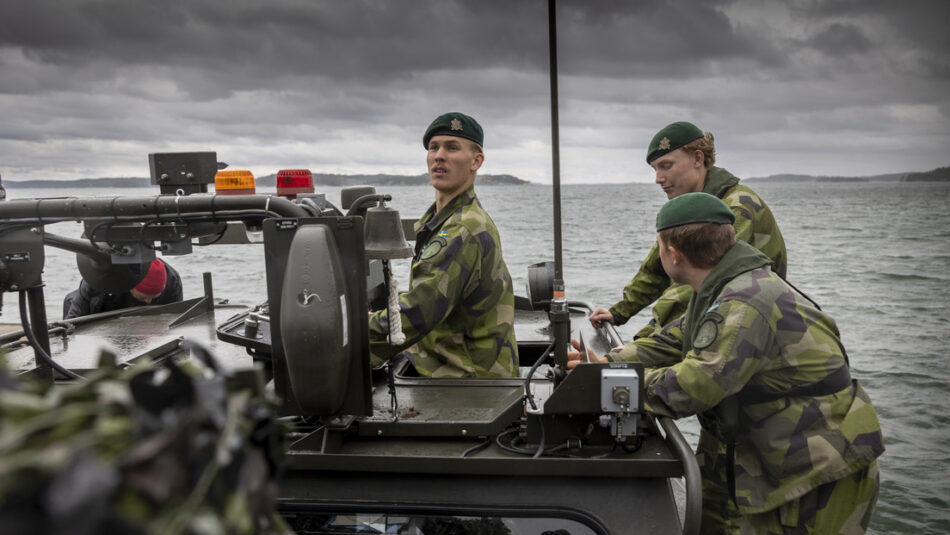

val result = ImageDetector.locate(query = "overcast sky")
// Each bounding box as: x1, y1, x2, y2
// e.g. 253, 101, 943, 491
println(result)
1, 0, 947, 184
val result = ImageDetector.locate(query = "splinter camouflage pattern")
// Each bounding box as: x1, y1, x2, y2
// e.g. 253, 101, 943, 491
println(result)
369, 186, 517, 378
638, 241, 884, 526
732, 460, 880, 534
0, 350, 288, 534
608, 166, 787, 328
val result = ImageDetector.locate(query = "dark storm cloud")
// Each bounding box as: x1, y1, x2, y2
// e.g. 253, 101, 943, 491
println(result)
0, 0, 549, 98
0, 0, 790, 97
556, 0, 787, 78
804, 22, 872, 57
0, 0, 948, 182
789, 0, 950, 78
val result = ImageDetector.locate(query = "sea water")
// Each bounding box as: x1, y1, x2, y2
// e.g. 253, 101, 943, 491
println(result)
3, 180, 949, 534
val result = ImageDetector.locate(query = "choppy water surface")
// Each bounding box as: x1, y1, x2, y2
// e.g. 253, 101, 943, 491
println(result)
5, 180, 950, 534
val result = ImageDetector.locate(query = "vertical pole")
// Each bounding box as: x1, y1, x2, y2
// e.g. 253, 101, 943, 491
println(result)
547, 0, 570, 380
202, 271, 214, 311
26, 285, 54, 385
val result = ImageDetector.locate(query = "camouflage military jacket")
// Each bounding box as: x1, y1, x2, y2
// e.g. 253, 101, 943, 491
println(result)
369, 186, 518, 378
643, 241, 884, 513
608, 166, 787, 327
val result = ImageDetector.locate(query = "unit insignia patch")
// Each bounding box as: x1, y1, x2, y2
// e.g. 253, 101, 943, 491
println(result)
693, 318, 719, 350
420, 237, 447, 260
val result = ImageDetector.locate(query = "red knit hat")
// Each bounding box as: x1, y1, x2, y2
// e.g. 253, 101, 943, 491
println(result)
134, 259, 167, 296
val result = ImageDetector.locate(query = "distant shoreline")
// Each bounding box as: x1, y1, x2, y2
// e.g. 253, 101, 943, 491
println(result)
4, 166, 948, 188
2, 172, 534, 188
744, 165, 949, 183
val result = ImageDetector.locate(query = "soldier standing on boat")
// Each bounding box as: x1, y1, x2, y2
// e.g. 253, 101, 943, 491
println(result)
367, 112, 518, 378
571, 193, 884, 534
589, 121, 786, 364
62, 257, 183, 319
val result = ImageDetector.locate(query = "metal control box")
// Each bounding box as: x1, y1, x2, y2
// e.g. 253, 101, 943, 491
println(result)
148, 152, 218, 195
601, 368, 641, 413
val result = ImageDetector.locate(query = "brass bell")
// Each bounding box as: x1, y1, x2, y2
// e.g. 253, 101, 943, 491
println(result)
364, 201, 413, 259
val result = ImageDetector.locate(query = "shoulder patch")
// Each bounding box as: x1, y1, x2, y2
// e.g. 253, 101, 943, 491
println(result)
420, 237, 447, 260
693, 317, 720, 350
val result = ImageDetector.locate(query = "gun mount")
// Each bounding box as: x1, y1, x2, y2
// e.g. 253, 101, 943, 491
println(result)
0, 154, 702, 534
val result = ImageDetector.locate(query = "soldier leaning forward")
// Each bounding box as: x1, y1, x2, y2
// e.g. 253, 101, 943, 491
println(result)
590, 121, 787, 354
571, 193, 884, 534
368, 112, 518, 378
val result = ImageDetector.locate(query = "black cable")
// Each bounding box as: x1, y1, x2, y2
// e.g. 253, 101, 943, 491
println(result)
533, 417, 546, 458
495, 427, 536, 455
193, 225, 228, 246
524, 340, 555, 411
86, 220, 116, 250
138, 219, 164, 250
460, 436, 492, 458
18, 291, 83, 381
493, 425, 574, 458
620, 435, 644, 454
82, 211, 267, 252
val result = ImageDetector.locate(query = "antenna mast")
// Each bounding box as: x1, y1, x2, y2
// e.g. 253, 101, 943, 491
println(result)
547, 0, 570, 380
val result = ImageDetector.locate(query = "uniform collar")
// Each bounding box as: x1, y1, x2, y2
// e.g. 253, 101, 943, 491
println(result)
416, 186, 477, 234
700, 241, 772, 296
702, 166, 740, 198
683, 241, 772, 352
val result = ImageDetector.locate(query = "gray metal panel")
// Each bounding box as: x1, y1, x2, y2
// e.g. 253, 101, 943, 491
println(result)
277, 471, 682, 534
4, 307, 254, 372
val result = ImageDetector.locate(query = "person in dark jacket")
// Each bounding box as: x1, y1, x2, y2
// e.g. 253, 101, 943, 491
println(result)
62, 258, 183, 319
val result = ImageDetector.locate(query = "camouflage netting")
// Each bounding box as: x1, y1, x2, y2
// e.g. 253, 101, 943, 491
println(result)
0, 349, 289, 535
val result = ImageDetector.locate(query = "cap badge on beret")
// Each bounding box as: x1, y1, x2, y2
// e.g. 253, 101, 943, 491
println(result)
423, 112, 484, 148
647, 121, 705, 164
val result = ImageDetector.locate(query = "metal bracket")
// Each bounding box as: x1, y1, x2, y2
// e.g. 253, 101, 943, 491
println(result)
169, 272, 215, 328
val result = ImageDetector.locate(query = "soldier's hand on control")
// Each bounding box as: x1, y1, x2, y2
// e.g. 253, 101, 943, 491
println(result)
566, 338, 606, 370
589, 307, 614, 328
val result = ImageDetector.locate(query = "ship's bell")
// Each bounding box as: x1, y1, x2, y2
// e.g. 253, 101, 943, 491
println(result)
363, 201, 413, 259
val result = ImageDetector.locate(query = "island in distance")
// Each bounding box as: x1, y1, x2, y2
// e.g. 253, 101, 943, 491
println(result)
2, 172, 531, 189
745, 165, 949, 183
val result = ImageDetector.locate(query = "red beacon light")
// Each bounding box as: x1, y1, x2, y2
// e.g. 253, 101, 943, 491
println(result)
214, 170, 256, 195
276, 169, 314, 199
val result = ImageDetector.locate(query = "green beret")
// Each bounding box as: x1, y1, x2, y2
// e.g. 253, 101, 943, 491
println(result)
656, 192, 735, 231
423, 112, 484, 149
646, 121, 704, 164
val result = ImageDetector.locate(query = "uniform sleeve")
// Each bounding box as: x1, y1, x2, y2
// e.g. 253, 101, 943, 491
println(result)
63, 281, 100, 320
729, 199, 756, 246
368, 224, 478, 352
723, 187, 788, 278
643, 300, 774, 418
159, 262, 184, 303
63, 287, 89, 320
608, 316, 683, 368
608, 242, 671, 325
